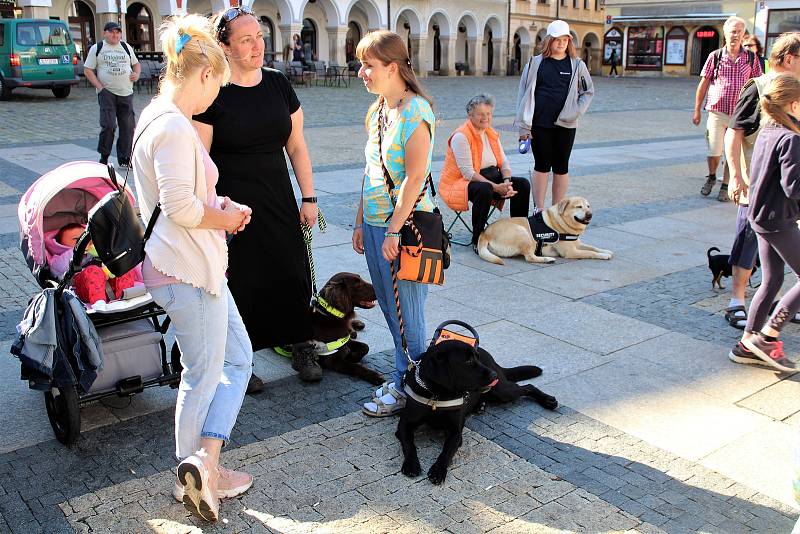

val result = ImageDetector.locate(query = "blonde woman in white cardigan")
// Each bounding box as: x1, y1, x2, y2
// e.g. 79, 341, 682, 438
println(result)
132, 14, 253, 522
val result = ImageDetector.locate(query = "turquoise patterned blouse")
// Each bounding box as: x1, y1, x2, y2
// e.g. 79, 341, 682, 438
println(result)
362, 95, 436, 226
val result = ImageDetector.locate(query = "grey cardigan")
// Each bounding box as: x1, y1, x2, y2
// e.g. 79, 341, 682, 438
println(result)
514, 55, 594, 136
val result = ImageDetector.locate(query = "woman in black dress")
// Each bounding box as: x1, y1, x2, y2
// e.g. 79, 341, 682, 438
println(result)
195, 7, 319, 384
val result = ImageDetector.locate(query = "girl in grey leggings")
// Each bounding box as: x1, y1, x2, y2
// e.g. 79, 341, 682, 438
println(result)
731, 73, 800, 373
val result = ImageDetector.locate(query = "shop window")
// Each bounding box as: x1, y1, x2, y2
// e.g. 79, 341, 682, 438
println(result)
626, 26, 663, 70
346, 21, 361, 63
260, 16, 275, 61
125, 3, 154, 52
301, 18, 317, 62
664, 26, 687, 66
602, 27, 622, 65
766, 9, 800, 54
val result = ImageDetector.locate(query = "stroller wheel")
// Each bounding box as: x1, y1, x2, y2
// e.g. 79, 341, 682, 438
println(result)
44, 386, 80, 445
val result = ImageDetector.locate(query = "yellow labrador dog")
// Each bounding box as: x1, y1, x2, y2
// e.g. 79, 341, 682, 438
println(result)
477, 197, 613, 265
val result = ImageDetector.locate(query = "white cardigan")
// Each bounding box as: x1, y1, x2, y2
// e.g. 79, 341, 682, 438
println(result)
132, 99, 227, 296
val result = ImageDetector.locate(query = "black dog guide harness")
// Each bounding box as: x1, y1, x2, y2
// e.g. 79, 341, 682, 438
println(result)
527, 211, 579, 256
401, 320, 481, 411
403, 365, 467, 411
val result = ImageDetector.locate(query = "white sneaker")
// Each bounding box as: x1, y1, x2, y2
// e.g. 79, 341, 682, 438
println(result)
177, 455, 219, 522
173, 466, 253, 502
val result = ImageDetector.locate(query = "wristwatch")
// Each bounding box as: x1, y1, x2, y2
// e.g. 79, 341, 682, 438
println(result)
301, 197, 317, 203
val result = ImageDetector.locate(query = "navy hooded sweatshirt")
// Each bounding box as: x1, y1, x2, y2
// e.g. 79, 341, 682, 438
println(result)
747, 121, 800, 233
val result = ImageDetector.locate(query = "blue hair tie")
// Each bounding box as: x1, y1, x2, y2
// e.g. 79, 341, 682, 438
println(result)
176, 32, 192, 54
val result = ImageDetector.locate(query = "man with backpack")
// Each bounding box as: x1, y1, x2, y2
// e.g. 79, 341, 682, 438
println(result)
692, 16, 762, 202
84, 22, 140, 168
723, 32, 800, 337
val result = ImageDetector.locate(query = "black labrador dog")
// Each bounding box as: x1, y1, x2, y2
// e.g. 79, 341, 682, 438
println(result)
292, 272, 384, 385
396, 340, 558, 485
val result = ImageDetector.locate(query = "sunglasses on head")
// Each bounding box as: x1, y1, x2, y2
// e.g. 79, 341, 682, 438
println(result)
216, 6, 253, 35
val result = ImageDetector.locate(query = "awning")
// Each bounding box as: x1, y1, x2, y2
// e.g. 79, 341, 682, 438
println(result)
611, 13, 735, 25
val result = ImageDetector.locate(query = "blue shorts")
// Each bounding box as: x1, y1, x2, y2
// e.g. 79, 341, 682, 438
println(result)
729, 205, 758, 270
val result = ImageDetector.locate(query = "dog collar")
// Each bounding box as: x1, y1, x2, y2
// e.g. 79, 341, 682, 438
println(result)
402, 383, 465, 411
316, 334, 351, 356
313, 296, 345, 318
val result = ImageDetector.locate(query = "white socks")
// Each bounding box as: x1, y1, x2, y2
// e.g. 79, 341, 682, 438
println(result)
364, 382, 405, 413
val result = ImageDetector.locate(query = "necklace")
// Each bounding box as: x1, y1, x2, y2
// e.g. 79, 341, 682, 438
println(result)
381, 89, 408, 132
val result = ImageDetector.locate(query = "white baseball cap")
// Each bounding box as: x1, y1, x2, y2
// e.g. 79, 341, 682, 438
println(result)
547, 20, 570, 38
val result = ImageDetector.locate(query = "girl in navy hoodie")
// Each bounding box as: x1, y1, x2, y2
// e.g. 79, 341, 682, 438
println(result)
730, 73, 800, 372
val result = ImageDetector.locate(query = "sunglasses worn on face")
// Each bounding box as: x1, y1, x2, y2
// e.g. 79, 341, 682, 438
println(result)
216, 6, 253, 36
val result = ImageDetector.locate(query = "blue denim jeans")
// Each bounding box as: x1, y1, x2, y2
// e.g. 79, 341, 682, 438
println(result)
148, 282, 252, 460
362, 222, 428, 386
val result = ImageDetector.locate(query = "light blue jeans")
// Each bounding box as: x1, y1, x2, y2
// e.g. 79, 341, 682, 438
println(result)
148, 282, 252, 460
362, 222, 428, 386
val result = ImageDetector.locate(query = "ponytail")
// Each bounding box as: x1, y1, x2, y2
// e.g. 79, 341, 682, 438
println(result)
159, 14, 230, 92
761, 73, 800, 135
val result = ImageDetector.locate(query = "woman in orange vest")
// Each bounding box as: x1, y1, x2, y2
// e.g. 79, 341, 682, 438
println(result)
439, 93, 530, 247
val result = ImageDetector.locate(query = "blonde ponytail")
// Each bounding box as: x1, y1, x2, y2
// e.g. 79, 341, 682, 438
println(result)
159, 14, 230, 92
761, 73, 800, 135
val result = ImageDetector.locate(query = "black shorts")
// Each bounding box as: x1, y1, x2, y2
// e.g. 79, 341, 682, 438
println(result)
531, 125, 577, 175
729, 205, 759, 270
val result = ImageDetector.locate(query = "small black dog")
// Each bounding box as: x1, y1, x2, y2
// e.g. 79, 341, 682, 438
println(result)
292, 272, 384, 384
396, 340, 558, 485
707, 247, 758, 289
708, 247, 732, 289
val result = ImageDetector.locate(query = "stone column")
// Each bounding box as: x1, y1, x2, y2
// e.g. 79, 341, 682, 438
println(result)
279, 23, 303, 63
210, 0, 228, 11
520, 43, 531, 66
492, 37, 504, 75
327, 26, 348, 66
467, 36, 481, 76
409, 35, 426, 78
92, 0, 122, 42
19, 0, 51, 19
438, 35, 454, 76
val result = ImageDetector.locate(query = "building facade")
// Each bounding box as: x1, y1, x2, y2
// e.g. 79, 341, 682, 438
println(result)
753, 0, 800, 54
603, 0, 758, 77
4, 0, 541, 76
509, 0, 606, 76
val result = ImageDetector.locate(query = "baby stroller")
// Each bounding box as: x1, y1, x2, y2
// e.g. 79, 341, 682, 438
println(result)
13, 161, 181, 445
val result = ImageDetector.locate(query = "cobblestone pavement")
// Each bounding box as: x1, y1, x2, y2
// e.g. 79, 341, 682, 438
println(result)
0, 75, 799, 533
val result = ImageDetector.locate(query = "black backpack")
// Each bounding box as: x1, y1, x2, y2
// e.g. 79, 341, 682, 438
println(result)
711, 47, 756, 80
86, 165, 158, 277
84, 112, 174, 276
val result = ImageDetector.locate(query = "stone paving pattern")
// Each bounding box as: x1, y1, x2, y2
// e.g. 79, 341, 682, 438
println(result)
0, 76, 799, 533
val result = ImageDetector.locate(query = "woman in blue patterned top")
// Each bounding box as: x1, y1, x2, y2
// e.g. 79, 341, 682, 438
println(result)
352, 30, 435, 417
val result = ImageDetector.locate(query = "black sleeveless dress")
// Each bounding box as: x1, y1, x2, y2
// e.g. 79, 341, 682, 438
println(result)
194, 68, 312, 350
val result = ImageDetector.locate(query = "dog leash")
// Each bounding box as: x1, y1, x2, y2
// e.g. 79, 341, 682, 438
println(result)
375, 97, 422, 372
300, 207, 327, 296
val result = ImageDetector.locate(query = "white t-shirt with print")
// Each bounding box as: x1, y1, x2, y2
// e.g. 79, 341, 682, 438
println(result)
84, 41, 139, 97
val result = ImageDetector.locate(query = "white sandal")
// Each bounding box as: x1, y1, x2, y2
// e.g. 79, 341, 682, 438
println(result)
363, 384, 406, 417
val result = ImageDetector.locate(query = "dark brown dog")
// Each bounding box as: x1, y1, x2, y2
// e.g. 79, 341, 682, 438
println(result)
292, 272, 384, 385
396, 340, 558, 485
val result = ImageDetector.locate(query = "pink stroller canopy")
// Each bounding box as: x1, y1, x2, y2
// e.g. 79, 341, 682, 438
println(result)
19, 161, 136, 268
